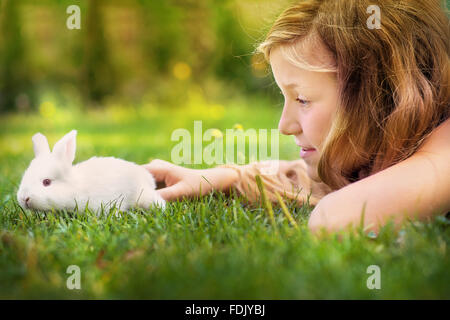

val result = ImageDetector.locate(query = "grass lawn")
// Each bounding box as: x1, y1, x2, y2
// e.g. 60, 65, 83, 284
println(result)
0, 97, 449, 299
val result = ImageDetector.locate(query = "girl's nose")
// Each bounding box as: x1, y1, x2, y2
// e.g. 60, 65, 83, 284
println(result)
278, 104, 302, 136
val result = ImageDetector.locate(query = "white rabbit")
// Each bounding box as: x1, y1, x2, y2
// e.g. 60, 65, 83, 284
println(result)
17, 130, 165, 213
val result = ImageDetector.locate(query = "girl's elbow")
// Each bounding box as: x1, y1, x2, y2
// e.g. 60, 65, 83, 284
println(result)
308, 212, 325, 234
307, 195, 372, 234
308, 197, 334, 233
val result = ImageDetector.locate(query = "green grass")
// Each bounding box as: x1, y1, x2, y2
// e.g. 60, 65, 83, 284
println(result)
0, 97, 449, 299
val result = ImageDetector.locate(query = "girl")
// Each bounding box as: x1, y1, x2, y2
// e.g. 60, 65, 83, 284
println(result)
144, 0, 450, 233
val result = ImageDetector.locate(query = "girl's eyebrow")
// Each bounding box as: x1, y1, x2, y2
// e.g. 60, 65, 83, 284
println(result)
284, 82, 311, 90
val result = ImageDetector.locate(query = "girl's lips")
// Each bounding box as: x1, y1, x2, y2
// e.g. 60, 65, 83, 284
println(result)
300, 147, 316, 158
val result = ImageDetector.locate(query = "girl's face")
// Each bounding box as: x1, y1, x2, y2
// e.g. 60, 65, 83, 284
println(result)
270, 45, 339, 181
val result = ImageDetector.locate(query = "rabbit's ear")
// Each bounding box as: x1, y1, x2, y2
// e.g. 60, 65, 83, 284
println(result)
32, 133, 50, 158
53, 130, 77, 164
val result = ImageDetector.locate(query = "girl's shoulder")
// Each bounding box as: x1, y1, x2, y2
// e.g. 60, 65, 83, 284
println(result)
416, 118, 450, 156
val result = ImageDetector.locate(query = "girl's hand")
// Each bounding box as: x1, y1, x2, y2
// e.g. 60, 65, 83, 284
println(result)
142, 159, 239, 201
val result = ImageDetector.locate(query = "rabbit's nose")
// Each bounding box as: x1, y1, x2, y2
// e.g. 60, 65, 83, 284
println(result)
24, 197, 30, 207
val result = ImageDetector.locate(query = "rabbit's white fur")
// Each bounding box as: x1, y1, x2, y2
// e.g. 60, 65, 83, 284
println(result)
17, 130, 165, 213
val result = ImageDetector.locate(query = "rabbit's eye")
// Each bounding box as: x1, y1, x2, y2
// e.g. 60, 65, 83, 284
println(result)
43, 179, 51, 187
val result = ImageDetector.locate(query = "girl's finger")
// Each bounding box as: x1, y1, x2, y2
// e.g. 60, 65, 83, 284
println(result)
157, 183, 189, 201
142, 159, 176, 182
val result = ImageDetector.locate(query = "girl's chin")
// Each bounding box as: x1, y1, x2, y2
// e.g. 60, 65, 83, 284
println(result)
299, 150, 321, 181
303, 159, 321, 182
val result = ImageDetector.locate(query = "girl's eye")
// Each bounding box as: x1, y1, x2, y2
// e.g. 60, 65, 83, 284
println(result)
43, 179, 51, 187
296, 98, 309, 106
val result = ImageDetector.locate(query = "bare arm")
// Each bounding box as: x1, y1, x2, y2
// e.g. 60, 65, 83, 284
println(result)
308, 118, 450, 234
143, 159, 330, 204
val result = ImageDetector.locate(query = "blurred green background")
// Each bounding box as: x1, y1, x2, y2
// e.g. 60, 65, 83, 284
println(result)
0, 0, 295, 113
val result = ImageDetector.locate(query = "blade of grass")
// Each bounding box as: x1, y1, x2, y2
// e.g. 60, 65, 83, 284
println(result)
255, 175, 277, 231
274, 191, 298, 229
